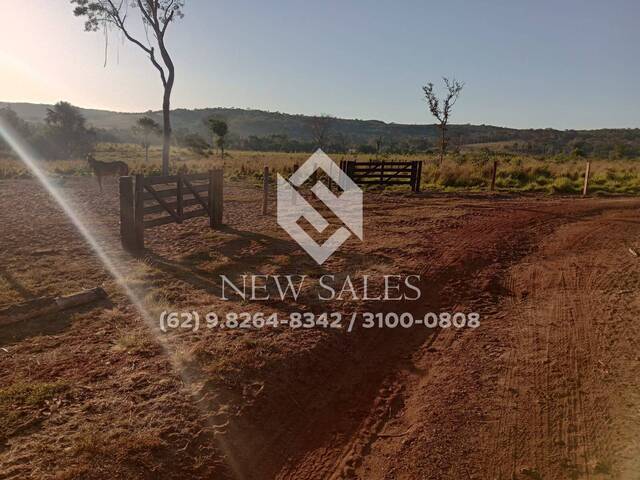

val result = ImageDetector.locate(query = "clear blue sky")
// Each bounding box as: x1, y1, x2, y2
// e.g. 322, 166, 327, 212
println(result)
2, 0, 639, 129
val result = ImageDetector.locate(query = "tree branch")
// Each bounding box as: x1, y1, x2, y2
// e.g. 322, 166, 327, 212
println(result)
104, 0, 167, 85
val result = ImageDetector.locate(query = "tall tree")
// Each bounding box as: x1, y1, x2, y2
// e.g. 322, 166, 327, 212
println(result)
71, 0, 184, 175
422, 77, 464, 165
306, 115, 335, 150
207, 118, 229, 158
133, 116, 161, 162
0, 107, 31, 152
45, 101, 95, 159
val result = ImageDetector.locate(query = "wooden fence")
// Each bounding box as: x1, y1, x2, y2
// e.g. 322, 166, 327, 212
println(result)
119, 170, 223, 251
340, 160, 422, 192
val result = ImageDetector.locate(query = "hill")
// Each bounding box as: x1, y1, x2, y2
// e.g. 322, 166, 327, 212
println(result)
2, 101, 640, 157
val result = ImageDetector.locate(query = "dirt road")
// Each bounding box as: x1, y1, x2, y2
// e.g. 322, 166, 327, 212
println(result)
1, 177, 639, 479
270, 197, 640, 480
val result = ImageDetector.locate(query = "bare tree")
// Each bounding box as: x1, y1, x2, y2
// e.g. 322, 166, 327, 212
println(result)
422, 77, 464, 165
306, 115, 335, 150
71, 0, 184, 175
374, 129, 390, 158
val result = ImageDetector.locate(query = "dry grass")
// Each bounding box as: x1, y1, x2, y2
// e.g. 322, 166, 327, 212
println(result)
2, 142, 640, 193
0, 380, 68, 440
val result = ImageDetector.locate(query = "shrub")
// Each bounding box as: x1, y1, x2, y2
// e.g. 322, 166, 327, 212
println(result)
549, 177, 578, 194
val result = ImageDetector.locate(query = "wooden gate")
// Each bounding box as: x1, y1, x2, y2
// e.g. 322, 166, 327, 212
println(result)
340, 160, 422, 192
119, 170, 223, 251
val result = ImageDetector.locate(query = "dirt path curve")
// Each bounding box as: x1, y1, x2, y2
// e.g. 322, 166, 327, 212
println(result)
267, 198, 640, 480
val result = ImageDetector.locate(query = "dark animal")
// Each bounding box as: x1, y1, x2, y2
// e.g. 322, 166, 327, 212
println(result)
86, 154, 129, 192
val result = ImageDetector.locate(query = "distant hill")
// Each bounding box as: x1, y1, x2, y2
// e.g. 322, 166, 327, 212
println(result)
3, 101, 640, 157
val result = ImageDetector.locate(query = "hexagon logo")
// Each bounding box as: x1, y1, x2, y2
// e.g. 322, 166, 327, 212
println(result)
277, 149, 363, 264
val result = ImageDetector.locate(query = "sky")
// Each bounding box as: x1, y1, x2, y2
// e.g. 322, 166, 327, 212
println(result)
1, 0, 639, 129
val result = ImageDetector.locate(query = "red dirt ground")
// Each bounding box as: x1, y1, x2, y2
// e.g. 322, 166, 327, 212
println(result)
1, 176, 640, 479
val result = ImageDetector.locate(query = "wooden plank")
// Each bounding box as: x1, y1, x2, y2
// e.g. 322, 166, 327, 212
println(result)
353, 179, 415, 185
351, 175, 414, 181
361, 161, 415, 166
353, 165, 413, 172
351, 162, 414, 168
183, 177, 210, 212
352, 169, 413, 175
352, 168, 413, 175
143, 197, 207, 215
142, 188, 176, 201
142, 183, 207, 200
183, 172, 210, 182
380, 167, 414, 185
144, 175, 180, 185
144, 184, 181, 222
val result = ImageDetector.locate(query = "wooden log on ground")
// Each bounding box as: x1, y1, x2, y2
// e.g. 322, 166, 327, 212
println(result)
0, 287, 107, 327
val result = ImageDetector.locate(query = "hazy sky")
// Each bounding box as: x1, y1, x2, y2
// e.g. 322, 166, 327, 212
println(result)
1, 0, 639, 129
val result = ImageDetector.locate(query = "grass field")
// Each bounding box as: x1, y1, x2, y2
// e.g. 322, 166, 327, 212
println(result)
2, 142, 640, 194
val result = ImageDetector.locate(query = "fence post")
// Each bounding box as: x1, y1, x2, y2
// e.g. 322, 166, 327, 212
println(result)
262, 166, 269, 215
582, 161, 591, 196
134, 174, 145, 251
119, 176, 136, 251
176, 174, 183, 223
490, 160, 498, 192
208, 170, 215, 228
346, 161, 355, 187
209, 168, 223, 227
411, 161, 422, 193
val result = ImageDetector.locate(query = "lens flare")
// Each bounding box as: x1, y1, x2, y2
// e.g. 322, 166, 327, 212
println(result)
0, 119, 245, 479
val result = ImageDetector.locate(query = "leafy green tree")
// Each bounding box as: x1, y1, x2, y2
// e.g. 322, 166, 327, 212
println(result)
133, 116, 161, 162
44, 101, 95, 159
208, 118, 229, 158
71, 0, 185, 175
0, 107, 31, 152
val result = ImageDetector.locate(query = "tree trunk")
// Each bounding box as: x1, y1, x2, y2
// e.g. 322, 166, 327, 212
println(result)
439, 124, 447, 166
161, 85, 172, 175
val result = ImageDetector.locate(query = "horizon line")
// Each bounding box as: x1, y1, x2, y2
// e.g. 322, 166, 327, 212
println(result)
2, 99, 640, 133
